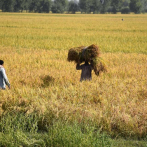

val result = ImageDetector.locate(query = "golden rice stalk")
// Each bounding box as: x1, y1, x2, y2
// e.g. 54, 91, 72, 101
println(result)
92, 57, 107, 76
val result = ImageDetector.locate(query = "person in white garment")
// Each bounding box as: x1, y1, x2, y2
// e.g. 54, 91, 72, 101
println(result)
0, 60, 10, 90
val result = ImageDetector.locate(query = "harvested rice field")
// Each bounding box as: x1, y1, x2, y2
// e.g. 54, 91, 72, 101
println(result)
0, 13, 147, 146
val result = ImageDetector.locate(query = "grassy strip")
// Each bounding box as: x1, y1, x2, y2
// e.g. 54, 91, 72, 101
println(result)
0, 112, 111, 147
0, 112, 146, 147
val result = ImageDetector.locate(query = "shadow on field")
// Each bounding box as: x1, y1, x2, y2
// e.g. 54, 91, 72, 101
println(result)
40, 75, 55, 88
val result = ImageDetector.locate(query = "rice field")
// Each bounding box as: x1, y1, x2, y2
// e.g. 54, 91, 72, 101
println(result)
0, 13, 147, 146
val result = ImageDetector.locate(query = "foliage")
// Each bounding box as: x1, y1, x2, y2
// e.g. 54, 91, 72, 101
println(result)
121, 7, 130, 14
1, 0, 15, 12
28, 0, 51, 13
111, 0, 123, 13
79, 0, 93, 13
51, 0, 68, 13
1, 112, 146, 147
91, 0, 101, 14
141, 0, 147, 13
68, 0, 79, 14
100, 0, 111, 13
14, 0, 24, 12
0, 0, 147, 13
129, 0, 142, 13
0, 112, 112, 147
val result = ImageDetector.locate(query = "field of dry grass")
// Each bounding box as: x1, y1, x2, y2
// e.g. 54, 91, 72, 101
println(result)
0, 13, 147, 140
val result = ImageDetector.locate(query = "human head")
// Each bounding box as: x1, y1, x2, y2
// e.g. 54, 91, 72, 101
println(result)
0, 60, 4, 65
85, 61, 89, 65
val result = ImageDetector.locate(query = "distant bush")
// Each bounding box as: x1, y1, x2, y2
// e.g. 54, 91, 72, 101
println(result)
121, 7, 130, 14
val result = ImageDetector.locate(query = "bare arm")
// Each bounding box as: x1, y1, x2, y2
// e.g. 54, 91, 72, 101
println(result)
76, 64, 82, 70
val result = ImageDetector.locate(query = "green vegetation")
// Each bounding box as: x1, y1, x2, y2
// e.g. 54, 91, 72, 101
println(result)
0, 0, 147, 14
0, 112, 112, 146
0, 112, 146, 147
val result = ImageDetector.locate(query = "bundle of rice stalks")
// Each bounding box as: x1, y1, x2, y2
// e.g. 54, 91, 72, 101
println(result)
67, 46, 85, 63
67, 44, 107, 76
67, 44, 100, 63
92, 57, 107, 76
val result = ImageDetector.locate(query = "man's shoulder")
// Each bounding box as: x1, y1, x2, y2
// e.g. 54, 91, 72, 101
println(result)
0, 67, 5, 71
85, 64, 92, 67
81, 64, 91, 69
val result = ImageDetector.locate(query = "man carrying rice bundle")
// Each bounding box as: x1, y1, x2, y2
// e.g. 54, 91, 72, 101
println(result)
76, 60, 93, 82
67, 44, 107, 82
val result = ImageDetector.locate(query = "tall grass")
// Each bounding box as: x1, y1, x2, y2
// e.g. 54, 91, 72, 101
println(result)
0, 112, 112, 147
0, 13, 147, 146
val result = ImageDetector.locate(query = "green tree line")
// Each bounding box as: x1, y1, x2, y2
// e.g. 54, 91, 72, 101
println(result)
0, 0, 147, 14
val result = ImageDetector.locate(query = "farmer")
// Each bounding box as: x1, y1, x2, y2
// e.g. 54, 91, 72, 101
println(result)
76, 61, 93, 82
0, 60, 10, 90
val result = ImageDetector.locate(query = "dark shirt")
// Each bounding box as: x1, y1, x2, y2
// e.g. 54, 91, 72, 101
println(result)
76, 63, 93, 81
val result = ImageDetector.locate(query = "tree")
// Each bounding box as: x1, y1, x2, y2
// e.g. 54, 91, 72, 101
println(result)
79, 0, 93, 13
111, 0, 123, 13
122, 0, 130, 7
100, 0, 111, 13
0, 0, 3, 9
28, 0, 51, 13
2, 0, 16, 12
14, 0, 26, 12
121, 7, 130, 13
37, 0, 52, 13
129, 0, 142, 13
44, 0, 52, 13
68, 0, 79, 14
91, 0, 101, 14
23, 0, 29, 12
121, 0, 130, 14
140, 0, 147, 13
52, 2, 63, 13
28, 0, 39, 12
51, 0, 68, 13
